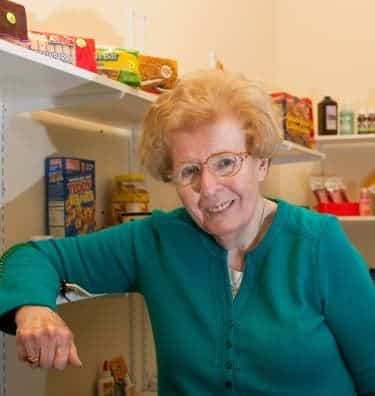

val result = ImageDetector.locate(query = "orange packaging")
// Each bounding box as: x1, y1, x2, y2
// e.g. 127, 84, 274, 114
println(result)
139, 54, 178, 94
271, 92, 314, 148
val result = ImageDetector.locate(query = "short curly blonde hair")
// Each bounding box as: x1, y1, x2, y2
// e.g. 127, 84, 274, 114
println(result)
140, 69, 282, 182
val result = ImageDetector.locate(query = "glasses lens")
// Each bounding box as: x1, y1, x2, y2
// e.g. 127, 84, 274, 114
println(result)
176, 163, 201, 185
209, 153, 240, 177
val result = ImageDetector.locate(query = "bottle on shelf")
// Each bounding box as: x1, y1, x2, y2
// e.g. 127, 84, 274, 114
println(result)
318, 96, 338, 135
359, 187, 374, 216
357, 109, 368, 134
339, 102, 355, 135
368, 109, 375, 134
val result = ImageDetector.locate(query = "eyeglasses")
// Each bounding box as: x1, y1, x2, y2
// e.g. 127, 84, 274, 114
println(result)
169, 151, 249, 186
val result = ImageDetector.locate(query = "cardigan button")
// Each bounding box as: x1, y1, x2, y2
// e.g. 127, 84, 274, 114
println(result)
225, 340, 233, 349
224, 381, 233, 389
228, 320, 235, 329
225, 361, 233, 370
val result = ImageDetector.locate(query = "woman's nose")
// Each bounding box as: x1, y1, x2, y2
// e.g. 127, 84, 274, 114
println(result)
193, 166, 219, 195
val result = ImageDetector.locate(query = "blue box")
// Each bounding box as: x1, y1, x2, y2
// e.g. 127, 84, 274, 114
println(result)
45, 157, 96, 237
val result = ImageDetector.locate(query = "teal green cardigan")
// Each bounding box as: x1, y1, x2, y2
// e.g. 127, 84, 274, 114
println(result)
1, 199, 375, 396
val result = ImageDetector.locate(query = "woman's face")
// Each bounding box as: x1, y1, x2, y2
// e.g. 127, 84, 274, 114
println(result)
169, 116, 268, 247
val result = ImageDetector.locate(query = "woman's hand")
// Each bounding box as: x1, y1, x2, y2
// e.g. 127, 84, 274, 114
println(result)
15, 305, 82, 370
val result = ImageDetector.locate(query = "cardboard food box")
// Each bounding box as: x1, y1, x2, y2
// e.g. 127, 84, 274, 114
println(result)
26, 31, 97, 72
139, 54, 178, 93
271, 92, 314, 148
96, 47, 141, 87
0, 0, 28, 41
45, 157, 96, 238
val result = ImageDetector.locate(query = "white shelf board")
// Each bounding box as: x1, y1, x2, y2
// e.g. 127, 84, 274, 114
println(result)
315, 134, 375, 145
338, 216, 375, 222
0, 39, 156, 125
273, 140, 325, 164
0, 40, 325, 163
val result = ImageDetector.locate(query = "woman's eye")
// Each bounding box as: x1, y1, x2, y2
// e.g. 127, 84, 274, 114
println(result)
180, 165, 199, 179
216, 157, 235, 170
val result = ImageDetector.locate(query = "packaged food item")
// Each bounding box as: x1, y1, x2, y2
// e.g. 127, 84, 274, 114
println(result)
139, 54, 178, 94
111, 174, 149, 225
324, 176, 349, 203
311, 176, 359, 216
318, 96, 338, 135
96, 47, 141, 87
45, 157, 96, 237
271, 92, 314, 147
0, 0, 28, 41
310, 176, 330, 204
25, 31, 97, 72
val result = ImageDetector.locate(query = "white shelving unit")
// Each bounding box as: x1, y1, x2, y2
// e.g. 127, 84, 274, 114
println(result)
273, 140, 325, 164
315, 134, 375, 146
338, 216, 375, 222
0, 39, 324, 164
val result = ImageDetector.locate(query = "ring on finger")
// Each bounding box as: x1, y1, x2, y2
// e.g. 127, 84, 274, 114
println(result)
25, 355, 40, 365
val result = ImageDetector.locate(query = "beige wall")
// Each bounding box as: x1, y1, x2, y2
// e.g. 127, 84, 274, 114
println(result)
3, 1, 375, 396
25, 0, 275, 83
270, 1, 375, 267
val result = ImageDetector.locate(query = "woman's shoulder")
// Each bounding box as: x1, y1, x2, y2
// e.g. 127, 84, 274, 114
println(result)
149, 207, 198, 229
275, 199, 339, 241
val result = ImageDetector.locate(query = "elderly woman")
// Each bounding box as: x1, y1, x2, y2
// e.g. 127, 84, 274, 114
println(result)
0, 70, 375, 396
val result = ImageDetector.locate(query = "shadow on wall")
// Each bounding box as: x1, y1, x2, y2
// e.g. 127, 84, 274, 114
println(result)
26, 8, 125, 47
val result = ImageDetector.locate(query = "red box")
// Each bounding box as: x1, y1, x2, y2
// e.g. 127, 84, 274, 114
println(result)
0, 0, 28, 41
315, 202, 359, 216
28, 31, 97, 72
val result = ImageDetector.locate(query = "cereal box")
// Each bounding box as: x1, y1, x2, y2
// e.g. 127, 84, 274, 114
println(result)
45, 157, 96, 237
271, 92, 314, 148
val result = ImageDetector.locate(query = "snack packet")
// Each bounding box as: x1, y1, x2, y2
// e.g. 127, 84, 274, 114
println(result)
324, 177, 349, 203
310, 176, 330, 204
96, 47, 141, 87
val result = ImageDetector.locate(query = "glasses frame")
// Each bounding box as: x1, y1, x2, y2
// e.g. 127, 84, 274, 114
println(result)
169, 151, 249, 187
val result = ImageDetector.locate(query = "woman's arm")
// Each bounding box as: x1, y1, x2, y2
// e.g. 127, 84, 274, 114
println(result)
0, 219, 147, 369
0, 220, 141, 334
317, 217, 375, 394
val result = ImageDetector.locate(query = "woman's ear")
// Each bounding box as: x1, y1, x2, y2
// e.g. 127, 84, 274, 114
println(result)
257, 158, 269, 181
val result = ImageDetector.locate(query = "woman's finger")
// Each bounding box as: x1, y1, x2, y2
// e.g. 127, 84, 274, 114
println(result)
22, 333, 40, 365
15, 334, 28, 362
67, 342, 83, 368
39, 330, 56, 369
53, 335, 71, 370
